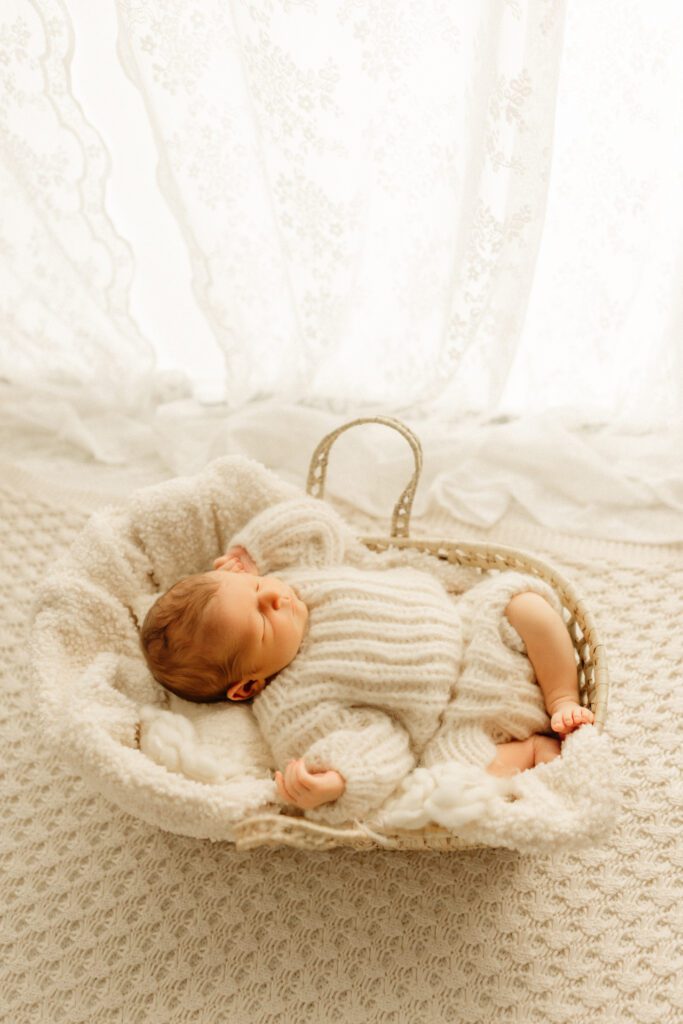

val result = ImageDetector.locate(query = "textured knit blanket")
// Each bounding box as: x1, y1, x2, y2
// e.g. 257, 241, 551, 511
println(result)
31, 455, 615, 851
2, 459, 681, 1024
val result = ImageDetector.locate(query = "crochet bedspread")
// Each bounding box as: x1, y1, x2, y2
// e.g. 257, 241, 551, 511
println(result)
1, 462, 681, 1024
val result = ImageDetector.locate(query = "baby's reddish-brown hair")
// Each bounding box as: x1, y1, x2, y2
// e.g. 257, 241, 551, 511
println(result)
140, 573, 240, 703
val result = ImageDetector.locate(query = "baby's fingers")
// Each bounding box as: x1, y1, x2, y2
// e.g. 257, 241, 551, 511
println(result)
285, 759, 312, 796
275, 770, 296, 805
213, 555, 244, 572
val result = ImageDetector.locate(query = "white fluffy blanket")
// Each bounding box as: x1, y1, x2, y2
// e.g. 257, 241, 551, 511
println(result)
370, 726, 617, 852
33, 455, 617, 849
139, 688, 616, 852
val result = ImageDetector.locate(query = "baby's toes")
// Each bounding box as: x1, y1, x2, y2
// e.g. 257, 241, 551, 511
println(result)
551, 705, 595, 734
562, 709, 577, 731
550, 710, 569, 734
551, 708, 578, 733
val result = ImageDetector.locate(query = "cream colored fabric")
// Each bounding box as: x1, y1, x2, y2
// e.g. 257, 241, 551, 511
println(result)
231, 497, 463, 826
31, 456, 302, 841
3, 462, 681, 1023
28, 455, 481, 839
229, 496, 576, 828
31, 456, 614, 842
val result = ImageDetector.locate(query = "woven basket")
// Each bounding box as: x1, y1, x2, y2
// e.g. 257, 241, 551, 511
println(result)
233, 416, 609, 852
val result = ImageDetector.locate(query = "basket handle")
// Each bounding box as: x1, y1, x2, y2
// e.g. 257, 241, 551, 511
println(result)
306, 416, 423, 539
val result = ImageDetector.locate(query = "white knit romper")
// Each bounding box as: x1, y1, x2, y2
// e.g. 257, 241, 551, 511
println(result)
230, 496, 564, 825
420, 569, 564, 771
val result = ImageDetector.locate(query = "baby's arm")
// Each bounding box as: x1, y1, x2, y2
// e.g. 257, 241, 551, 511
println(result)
223, 497, 366, 575
276, 706, 416, 826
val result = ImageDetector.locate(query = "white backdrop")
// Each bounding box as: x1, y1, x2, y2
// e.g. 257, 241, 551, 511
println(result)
0, 0, 681, 541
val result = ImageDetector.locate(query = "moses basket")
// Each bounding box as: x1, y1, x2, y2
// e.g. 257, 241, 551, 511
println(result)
32, 416, 609, 851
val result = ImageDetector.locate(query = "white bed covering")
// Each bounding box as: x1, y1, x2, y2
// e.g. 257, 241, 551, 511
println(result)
30, 455, 615, 849
2, 456, 681, 1024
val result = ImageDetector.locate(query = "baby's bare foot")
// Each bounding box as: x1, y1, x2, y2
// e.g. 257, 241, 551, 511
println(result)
549, 701, 595, 735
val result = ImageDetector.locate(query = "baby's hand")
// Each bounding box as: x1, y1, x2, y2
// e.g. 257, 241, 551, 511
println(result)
213, 545, 258, 575
275, 759, 346, 810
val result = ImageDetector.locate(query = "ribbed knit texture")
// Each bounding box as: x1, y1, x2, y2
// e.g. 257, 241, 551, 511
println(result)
231, 499, 563, 825
421, 570, 563, 770
28, 456, 491, 842
253, 564, 462, 824
232, 499, 461, 824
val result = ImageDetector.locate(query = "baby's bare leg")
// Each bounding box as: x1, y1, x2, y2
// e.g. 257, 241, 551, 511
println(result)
505, 592, 594, 735
486, 734, 561, 777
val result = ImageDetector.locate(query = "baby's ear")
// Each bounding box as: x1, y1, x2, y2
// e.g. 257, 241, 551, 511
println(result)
225, 678, 262, 701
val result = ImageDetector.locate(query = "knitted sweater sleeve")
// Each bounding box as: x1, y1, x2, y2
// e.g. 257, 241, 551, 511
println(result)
298, 706, 417, 827
227, 497, 366, 575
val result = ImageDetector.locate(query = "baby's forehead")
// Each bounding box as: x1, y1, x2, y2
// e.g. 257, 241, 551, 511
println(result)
210, 569, 254, 596
201, 572, 253, 634
210, 569, 286, 591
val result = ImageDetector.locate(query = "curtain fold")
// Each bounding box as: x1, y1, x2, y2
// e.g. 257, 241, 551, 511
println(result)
114, 0, 566, 411
501, 0, 683, 426
0, 0, 681, 544
0, 0, 161, 410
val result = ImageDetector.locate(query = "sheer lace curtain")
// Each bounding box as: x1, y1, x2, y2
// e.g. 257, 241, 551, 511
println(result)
0, 0, 681, 542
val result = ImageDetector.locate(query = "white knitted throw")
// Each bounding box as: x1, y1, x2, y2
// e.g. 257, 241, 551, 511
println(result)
2, 459, 681, 1023
31, 457, 615, 848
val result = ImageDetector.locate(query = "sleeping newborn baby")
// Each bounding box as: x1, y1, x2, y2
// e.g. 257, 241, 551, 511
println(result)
140, 497, 594, 825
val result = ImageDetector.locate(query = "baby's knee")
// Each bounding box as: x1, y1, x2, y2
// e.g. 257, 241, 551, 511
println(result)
486, 736, 536, 777
531, 733, 562, 765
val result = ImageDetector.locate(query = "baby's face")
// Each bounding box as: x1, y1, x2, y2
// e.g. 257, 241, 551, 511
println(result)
202, 568, 308, 694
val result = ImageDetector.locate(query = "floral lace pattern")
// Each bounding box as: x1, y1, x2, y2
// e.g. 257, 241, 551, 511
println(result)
0, 0, 154, 407
0, 1, 681, 543
506, 0, 683, 423
115, 0, 565, 410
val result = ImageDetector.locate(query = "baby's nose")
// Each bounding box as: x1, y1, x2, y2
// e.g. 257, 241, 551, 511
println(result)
259, 582, 287, 607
